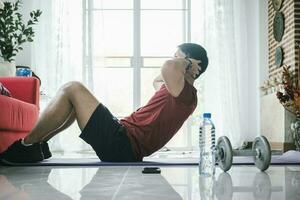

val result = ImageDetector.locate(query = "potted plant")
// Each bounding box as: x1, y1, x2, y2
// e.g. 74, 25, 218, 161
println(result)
276, 65, 300, 150
0, 0, 42, 76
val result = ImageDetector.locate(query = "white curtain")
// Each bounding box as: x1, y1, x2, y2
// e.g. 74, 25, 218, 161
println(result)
28, 0, 92, 152
192, 0, 258, 148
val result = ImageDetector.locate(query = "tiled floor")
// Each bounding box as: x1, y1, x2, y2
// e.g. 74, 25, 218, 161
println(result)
0, 165, 299, 200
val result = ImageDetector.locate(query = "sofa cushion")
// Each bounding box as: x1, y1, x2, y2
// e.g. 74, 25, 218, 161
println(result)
0, 95, 38, 132
0, 77, 40, 108
0, 82, 12, 97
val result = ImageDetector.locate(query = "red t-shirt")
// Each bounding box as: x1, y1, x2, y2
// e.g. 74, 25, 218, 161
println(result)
120, 79, 197, 161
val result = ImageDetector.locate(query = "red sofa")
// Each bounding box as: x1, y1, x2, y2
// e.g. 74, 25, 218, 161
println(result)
0, 77, 40, 153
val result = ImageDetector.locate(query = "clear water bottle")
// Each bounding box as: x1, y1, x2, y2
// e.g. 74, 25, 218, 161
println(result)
199, 175, 215, 199
199, 113, 216, 176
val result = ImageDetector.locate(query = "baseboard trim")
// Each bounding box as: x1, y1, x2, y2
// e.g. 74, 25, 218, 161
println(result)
270, 142, 296, 152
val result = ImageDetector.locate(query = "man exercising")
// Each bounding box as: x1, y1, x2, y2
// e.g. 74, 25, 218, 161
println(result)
0, 43, 208, 164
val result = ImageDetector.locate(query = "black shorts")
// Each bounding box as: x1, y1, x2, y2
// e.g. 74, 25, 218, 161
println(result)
79, 104, 138, 162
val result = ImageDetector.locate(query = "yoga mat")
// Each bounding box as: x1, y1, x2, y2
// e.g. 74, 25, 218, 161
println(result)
1, 150, 300, 167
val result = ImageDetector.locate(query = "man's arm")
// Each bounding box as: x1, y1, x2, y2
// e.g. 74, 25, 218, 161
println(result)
161, 59, 187, 97
153, 74, 164, 91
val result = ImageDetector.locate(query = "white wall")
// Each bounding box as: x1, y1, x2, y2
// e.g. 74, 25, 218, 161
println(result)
258, 0, 269, 136
244, 0, 268, 139
244, 0, 260, 140
259, 0, 269, 85
243, 0, 268, 140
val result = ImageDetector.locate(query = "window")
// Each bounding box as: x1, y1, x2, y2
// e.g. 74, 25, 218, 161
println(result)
84, 0, 193, 150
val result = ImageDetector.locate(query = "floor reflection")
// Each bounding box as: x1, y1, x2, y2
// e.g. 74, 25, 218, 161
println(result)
212, 172, 282, 200
285, 167, 300, 200
79, 167, 183, 200
0, 167, 71, 200
0, 167, 182, 200
0, 166, 300, 200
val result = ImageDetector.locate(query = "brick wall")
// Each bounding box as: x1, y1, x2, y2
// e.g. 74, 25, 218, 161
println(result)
268, 0, 299, 80
296, 1, 300, 79
262, 0, 300, 151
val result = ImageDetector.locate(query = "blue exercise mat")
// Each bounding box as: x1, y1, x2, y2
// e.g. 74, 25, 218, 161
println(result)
1, 150, 300, 166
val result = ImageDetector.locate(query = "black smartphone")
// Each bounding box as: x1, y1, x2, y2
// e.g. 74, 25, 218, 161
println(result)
142, 167, 161, 174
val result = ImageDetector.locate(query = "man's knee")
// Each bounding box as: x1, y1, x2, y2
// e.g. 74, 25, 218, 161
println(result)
61, 81, 86, 95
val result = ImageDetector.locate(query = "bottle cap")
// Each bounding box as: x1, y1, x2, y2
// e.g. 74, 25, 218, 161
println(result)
203, 113, 211, 118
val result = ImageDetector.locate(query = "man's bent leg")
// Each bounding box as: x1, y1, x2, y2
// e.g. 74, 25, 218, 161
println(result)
42, 109, 76, 142
40, 110, 76, 159
65, 82, 100, 131
24, 81, 99, 144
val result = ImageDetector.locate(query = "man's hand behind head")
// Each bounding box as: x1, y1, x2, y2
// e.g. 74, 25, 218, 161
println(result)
186, 58, 201, 79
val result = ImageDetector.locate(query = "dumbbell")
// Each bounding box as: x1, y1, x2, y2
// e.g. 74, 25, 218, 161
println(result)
215, 136, 271, 171
213, 172, 283, 200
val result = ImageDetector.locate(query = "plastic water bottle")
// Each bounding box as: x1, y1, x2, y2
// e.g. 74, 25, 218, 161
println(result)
199, 113, 216, 176
199, 175, 215, 199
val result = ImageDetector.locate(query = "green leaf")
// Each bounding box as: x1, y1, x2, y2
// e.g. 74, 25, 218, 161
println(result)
27, 20, 34, 25
0, 0, 41, 60
37, 10, 42, 16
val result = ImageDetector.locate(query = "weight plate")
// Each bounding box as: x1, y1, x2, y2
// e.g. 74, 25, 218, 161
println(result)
252, 136, 271, 171
275, 46, 283, 68
273, 12, 285, 42
253, 172, 272, 200
217, 136, 233, 172
214, 172, 233, 200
